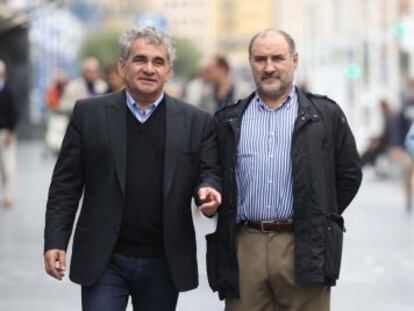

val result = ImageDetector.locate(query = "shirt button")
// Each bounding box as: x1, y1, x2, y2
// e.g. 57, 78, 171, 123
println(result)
270, 155, 273, 158
301, 116, 306, 121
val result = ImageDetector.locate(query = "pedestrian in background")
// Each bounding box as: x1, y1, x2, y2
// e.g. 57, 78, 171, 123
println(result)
208, 29, 362, 311
46, 57, 107, 153
402, 80, 414, 211
43, 26, 221, 311
105, 63, 124, 93
45, 71, 68, 111
0, 59, 17, 208
44, 72, 68, 155
205, 55, 236, 110
360, 99, 399, 169
404, 122, 414, 160
181, 64, 214, 112
58, 56, 107, 114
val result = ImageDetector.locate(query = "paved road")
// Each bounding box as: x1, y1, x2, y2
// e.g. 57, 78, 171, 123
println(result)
0, 141, 413, 310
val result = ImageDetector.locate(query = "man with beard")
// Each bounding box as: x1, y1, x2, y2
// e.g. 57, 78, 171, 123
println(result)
208, 29, 362, 310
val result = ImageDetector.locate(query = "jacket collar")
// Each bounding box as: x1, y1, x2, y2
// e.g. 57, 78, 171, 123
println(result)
219, 91, 255, 120
296, 87, 313, 113
220, 87, 320, 130
224, 87, 312, 118
296, 87, 320, 121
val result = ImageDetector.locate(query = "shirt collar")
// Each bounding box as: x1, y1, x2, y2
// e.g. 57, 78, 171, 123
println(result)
255, 86, 296, 111
125, 90, 165, 112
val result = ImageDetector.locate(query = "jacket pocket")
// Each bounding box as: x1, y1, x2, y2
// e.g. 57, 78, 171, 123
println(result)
324, 214, 345, 280
205, 232, 218, 291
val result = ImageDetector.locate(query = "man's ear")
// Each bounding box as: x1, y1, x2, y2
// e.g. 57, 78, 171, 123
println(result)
293, 52, 299, 69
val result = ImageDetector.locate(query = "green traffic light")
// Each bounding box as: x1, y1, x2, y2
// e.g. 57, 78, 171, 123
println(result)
393, 22, 406, 38
345, 63, 361, 80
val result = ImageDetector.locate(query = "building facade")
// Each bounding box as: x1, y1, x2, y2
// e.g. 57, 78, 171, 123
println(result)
274, 0, 414, 146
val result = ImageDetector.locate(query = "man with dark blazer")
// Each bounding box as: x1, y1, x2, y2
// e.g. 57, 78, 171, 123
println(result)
43, 26, 222, 311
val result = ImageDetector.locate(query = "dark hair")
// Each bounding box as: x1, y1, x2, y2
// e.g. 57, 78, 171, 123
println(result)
214, 55, 230, 72
105, 64, 118, 75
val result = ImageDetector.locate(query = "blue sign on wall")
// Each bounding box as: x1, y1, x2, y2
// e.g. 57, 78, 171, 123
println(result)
136, 13, 167, 30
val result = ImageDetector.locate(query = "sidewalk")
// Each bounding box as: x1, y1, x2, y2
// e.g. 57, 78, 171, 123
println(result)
0, 141, 413, 310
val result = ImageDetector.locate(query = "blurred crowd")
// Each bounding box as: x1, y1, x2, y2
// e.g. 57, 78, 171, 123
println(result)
360, 80, 414, 211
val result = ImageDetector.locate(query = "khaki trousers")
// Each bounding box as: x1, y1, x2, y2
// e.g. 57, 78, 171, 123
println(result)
0, 130, 16, 202
225, 226, 330, 311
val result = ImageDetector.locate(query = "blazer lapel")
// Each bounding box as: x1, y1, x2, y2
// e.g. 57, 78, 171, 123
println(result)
107, 91, 127, 196
163, 94, 185, 204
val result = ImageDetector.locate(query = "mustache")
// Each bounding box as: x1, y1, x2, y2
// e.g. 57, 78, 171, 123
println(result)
261, 74, 278, 81
139, 77, 157, 81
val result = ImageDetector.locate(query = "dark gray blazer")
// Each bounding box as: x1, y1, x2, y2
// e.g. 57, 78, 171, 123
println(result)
44, 90, 221, 291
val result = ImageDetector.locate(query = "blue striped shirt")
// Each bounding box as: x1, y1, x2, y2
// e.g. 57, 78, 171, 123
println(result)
236, 88, 298, 221
125, 90, 164, 123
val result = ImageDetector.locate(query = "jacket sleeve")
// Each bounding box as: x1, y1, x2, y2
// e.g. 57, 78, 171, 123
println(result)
404, 123, 414, 159
194, 113, 222, 198
44, 101, 84, 252
334, 108, 363, 214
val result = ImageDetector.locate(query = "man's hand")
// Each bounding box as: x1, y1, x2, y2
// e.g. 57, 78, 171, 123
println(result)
197, 187, 222, 216
44, 249, 66, 280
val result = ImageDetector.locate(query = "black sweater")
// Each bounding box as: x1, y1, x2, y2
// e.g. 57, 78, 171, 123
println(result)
114, 101, 166, 258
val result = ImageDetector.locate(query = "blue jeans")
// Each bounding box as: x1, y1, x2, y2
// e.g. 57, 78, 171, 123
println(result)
81, 253, 178, 311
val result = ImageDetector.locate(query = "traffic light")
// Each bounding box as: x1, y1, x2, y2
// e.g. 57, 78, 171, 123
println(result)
392, 21, 406, 38
344, 63, 361, 80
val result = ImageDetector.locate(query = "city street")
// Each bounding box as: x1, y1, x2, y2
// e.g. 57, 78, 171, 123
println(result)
0, 141, 413, 310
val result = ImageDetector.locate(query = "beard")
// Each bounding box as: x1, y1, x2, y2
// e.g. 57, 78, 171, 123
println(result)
255, 71, 294, 99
